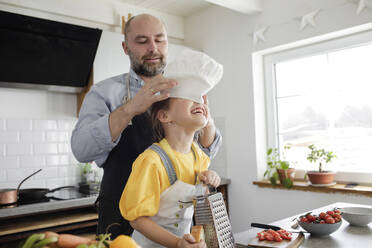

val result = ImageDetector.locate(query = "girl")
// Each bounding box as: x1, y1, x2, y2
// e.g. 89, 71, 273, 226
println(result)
119, 50, 223, 248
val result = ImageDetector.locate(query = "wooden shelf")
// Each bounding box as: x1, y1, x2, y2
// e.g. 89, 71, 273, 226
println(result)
253, 180, 372, 197
0, 208, 98, 236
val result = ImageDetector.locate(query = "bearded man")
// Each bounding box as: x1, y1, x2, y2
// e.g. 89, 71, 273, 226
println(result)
71, 14, 222, 238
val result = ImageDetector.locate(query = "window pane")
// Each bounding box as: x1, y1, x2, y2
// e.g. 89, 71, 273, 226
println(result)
275, 43, 372, 173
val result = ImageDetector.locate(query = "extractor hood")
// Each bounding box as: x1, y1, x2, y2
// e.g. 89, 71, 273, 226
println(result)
0, 10, 102, 93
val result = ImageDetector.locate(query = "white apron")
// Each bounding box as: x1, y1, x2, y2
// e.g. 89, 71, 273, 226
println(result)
131, 144, 199, 248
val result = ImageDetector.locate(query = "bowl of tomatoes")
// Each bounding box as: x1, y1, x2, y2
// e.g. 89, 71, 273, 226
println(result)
297, 209, 342, 236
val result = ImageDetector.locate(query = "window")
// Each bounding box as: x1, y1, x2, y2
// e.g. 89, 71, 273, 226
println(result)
262, 28, 372, 184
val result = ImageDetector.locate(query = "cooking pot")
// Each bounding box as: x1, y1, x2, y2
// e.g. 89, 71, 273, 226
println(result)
0, 169, 42, 207
19, 186, 76, 201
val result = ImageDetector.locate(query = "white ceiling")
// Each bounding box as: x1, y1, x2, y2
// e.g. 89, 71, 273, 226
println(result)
113, 0, 262, 17
114, 0, 212, 17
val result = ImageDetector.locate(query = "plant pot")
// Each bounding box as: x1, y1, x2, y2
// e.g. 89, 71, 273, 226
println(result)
307, 171, 335, 185
277, 168, 295, 184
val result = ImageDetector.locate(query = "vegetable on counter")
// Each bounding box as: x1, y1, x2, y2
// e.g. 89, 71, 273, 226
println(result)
20, 232, 141, 248
20, 232, 112, 248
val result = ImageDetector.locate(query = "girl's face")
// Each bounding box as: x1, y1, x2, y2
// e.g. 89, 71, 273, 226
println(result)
163, 98, 208, 131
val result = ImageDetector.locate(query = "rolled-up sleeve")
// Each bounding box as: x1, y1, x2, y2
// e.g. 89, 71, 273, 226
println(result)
198, 128, 222, 159
71, 87, 120, 167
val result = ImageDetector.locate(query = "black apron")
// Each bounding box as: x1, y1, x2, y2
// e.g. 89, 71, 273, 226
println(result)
97, 111, 155, 238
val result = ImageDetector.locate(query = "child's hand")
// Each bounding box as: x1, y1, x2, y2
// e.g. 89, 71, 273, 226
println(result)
177, 234, 207, 248
198, 170, 220, 188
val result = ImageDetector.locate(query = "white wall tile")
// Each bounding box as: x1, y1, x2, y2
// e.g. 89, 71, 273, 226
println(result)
58, 166, 79, 177
0, 119, 4, 131
46, 178, 68, 188
6, 120, 32, 131
7, 168, 40, 182
58, 144, 70, 153
0, 144, 5, 157
18, 179, 46, 188
20, 156, 45, 168
38, 167, 59, 179
6, 144, 32, 155
65, 176, 80, 186
58, 119, 77, 130
33, 120, 57, 130
0, 181, 14, 188
46, 155, 60, 166
20, 132, 45, 143
70, 154, 78, 164
0, 157, 19, 168
0, 132, 19, 143
33, 143, 58, 154
46, 131, 69, 142
0, 169, 6, 182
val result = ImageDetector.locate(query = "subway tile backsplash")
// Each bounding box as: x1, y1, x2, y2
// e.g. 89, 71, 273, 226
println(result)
0, 118, 82, 188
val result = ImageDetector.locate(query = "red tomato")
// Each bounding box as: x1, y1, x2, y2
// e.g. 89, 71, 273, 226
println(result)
327, 210, 335, 217
334, 209, 341, 214
334, 217, 341, 223
300, 217, 308, 223
326, 217, 335, 224
264, 233, 274, 241
274, 235, 283, 242
319, 212, 327, 219
333, 213, 341, 219
320, 220, 325, 224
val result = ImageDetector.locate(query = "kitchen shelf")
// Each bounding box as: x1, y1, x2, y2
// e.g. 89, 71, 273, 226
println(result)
253, 180, 372, 197
0, 207, 97, 237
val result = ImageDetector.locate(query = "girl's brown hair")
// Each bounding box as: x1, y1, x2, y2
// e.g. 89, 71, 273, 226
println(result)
150, 98, 171, 142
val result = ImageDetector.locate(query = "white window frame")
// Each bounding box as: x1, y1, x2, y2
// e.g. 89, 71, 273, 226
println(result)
253, 24, 372, 185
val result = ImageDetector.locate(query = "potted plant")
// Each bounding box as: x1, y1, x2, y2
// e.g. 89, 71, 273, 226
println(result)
306, 144, 336, 185
265, 145, 295, 188
80, 162, 94, 183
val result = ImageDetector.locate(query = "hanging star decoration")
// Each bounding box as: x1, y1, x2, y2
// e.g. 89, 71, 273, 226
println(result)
299, 9, 320, 30
356, 0, 371, 15
252, 26, 269, 45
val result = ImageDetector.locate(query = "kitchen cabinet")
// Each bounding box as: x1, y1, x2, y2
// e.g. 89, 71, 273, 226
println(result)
0, 179, 230, 246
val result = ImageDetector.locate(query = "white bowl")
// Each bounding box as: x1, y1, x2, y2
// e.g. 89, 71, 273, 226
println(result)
298, 219, 342, 236
339, 207, 372, 227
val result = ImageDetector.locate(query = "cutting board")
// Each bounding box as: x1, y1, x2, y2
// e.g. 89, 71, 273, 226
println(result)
247, 232, 304, 248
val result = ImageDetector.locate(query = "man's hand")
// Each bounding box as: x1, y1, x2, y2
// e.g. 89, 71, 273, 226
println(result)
177, 234, 207, 248
199, 95, 216, 148
198, 170, 221, 188
127, 74, 177, 116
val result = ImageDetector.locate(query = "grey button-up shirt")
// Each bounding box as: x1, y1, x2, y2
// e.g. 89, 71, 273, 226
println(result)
71, 69, 222, 167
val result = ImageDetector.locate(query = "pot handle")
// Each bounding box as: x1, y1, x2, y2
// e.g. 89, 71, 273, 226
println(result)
49, 186, 76, 193
16, 169, 42, 192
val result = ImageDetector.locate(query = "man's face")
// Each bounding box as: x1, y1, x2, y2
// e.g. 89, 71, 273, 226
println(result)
123, 16, 168, 77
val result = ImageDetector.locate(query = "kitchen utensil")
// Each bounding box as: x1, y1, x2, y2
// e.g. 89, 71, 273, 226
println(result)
19, 186, 76, 201
247, 232, 304, 248
251, 223, 308, 233
194, 192, 235, 248
0, 169, 42, 207
297, 218, 342, 236
339, 207, 372, 226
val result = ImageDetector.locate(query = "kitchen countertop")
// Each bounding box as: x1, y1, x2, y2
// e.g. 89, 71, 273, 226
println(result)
0, 194, 98, 219
234, 202, 372, 247
0, 178, 230, 220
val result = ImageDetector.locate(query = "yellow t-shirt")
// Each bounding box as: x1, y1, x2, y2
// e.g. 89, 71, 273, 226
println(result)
119, 138, 210, 221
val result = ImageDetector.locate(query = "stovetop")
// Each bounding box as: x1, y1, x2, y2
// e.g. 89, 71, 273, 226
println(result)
0, 187, 98, 219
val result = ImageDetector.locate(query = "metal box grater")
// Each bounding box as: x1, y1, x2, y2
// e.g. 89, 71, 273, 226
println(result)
194, 192, 235, 247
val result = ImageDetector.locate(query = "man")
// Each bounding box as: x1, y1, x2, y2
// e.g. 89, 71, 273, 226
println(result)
71, 14, 222, 239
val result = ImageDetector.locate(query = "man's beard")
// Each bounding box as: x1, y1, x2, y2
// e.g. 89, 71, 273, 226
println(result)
128, 49, 166, 77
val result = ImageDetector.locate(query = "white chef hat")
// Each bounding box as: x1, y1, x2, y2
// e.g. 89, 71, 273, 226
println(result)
164, 49, 223, 104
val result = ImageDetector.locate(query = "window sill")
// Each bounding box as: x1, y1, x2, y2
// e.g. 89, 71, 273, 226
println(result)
253, 180, 372, 197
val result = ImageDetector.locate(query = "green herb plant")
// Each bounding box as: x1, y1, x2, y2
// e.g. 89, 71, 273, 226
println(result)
265, 145, 294, 188
306, 144, 336, 173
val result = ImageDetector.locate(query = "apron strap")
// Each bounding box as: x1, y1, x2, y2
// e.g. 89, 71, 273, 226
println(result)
148, 144, 178, 185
